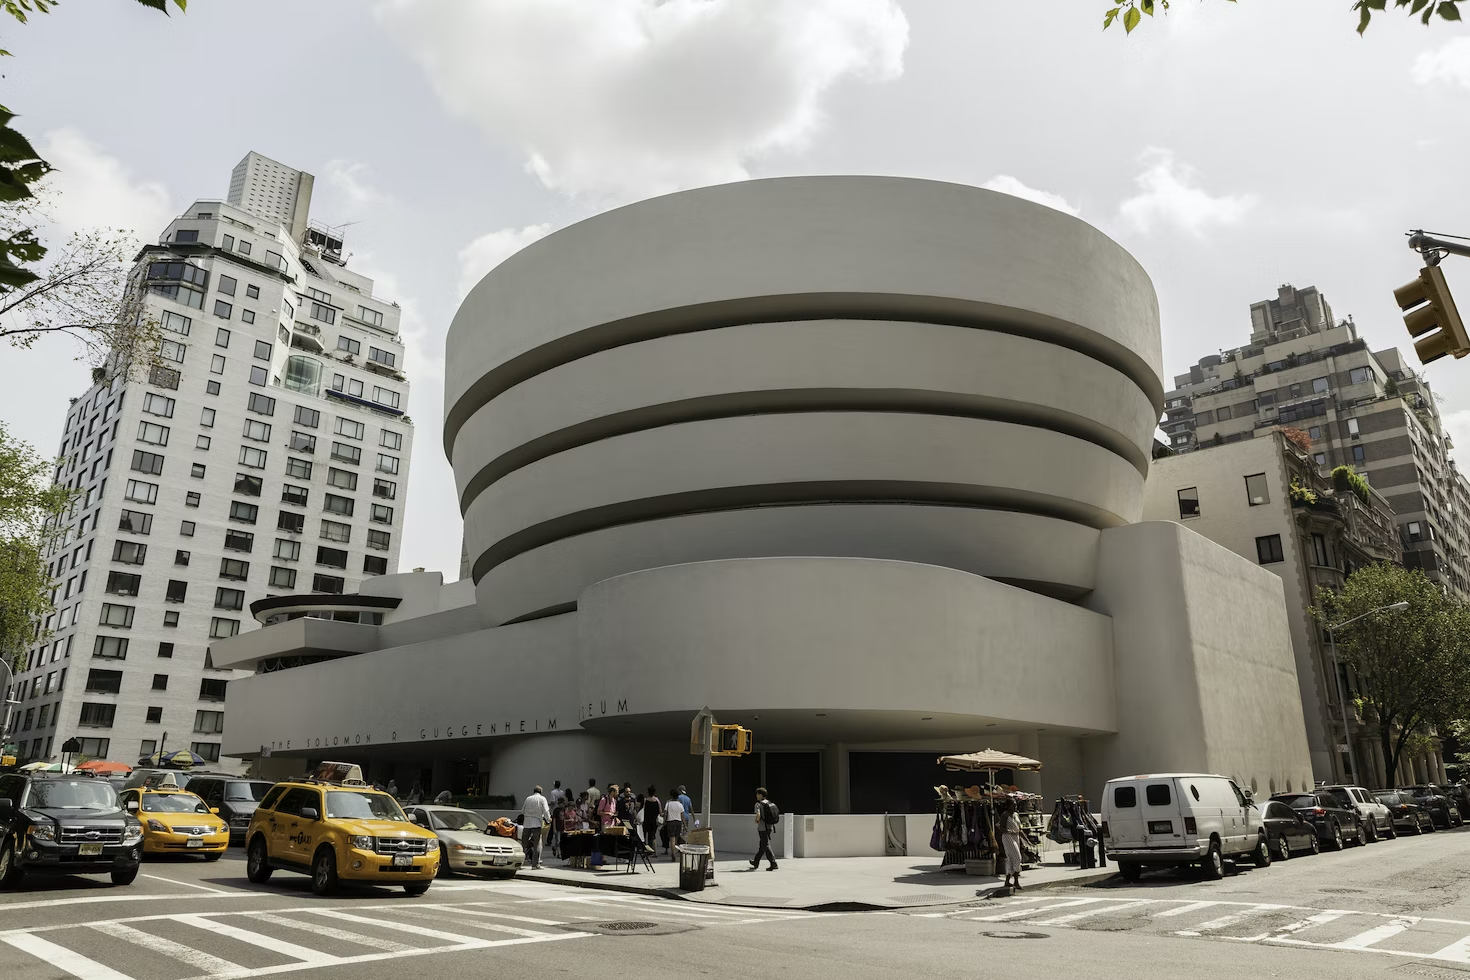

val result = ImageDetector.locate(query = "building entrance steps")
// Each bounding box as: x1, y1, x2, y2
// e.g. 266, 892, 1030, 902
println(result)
514, 855, 1117, 910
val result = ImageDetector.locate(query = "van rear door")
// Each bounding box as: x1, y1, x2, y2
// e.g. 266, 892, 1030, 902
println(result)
1138, 779, 1186, 845
1105, 781, 1148, 850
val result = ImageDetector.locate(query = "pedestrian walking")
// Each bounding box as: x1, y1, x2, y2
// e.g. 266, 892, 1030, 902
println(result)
1001, 801, 1024, 889
386, 778, 399, 800
749, 787, 779, 871
585, 778, 602, 809
521, 784, 552, 870
663, 789, 685, 859
677, 785, 693, 826
642, 785, 662, 851
549, 780, 566, 806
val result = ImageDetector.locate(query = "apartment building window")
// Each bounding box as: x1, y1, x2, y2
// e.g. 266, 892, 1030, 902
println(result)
335, 417, 364, 440
209, 617, 239, 639
234, 473, 263, 497
286, 457, 313, 479
269, 566, 297, 589
316, 546, 348, 569
1308, 426, 1321, 440
166, 579, 188, 603
163, 610, 179, 627
86, 669, 123, 694
215, 588, 245, 611
368, 346, 394, 367
380, 430, 402, 450
124, 479, 158, 504
281, 484, 308, 507
294, 405, 320, 428
371, 387, 400, 410
185, 491, 201, 507
331, 442, 361, 465
376, 454, 399, 475
370, 503, 393, 524
238, 446, 267, 469
217, 274, 236, 297
248, 392, 276, 416
1312, 377, 1330, 394
249, 365, 268, 386
200, 407, 216, 429
337, 336, 361, 356
310, 302, 336, 324
98, 603, 134, 628
174, 550, 190, 567
157, 642, 173, 659
364, 555, 388, 575
242, 419, 271, 442
321, 520, 351, 544
199, 678, 228, 702
366, 529, 391, 551
1314, 453, 1327, 466
1352, 445, 1367, 464
323, 493, 354, 516
160, 310, 191, 336
105, 571, 140, 596
289, 431, 316, 453
274, 539, 301, 561
277, 511, 305, 533
1177, 487, 1200, 519
79, 703, 115, 728
131, 450, 164, 476
358, 307, 384, 328
118, 509, 152, 535
145, 706, 162, 723
142, 393, 175, 417
192, 742, 221, 762
373, 479, 396, 500
1311, 533, 1331, 567
111, 541, 146, 565
215, 328, 231, 349
1408, 521, 1425, 542
160, 339, 187, 363
137, 421, 170, 446
253, 340, 271, 360
246, 283, 259, 299
194, 710, 225, 734
213, 300, 232, 319
219, 558, 249, 581
307, 287, 332, 303
1255, 534, 1285, 564
92, 636, 128, 659
152, 674, 168, 691
1349, 366, 1372, 385
224, 530, 254, 553
139, 738, 157, 758
190, 463, 206, 479
1245, 473, 1269, 506
313, 574, 345, 594
1346, 418, 1360, 438
77, 737, 109, 756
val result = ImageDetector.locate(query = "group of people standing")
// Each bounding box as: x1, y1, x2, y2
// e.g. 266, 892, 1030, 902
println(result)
520, 779, 696, 867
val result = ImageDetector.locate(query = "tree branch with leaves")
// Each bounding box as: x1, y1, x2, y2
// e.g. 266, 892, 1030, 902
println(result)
0, 421, 74, 674
1104, 0, 1461, 35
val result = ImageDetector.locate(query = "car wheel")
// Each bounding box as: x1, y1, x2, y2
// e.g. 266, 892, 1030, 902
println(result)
1385, 820, 1397, 840
0, 839, 23, 889
1331, 823, 1345, 851
1308, 833, 1321, 855
110, 864, 140, 887
311, 846, 338, 896
246, 836, 273, 883
404, 883, 430, 896
1355, 820, 1369, 846
1364, 820, 1378, 844
1253, 835, 1271, 868
1276, 835, 1290, 861
1203, 840, 1224, 880
1119, 861, 1142, 882
436, 844, 451, 879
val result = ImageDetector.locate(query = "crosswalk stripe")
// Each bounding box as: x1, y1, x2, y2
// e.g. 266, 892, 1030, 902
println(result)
89, 921, 243, 975
247, 912, 418, 953
307, 908, 486, 945
399, 907, 552, 938
1426, 934, 1470, 964
970, 898, 1100, 922
1328, 918, 1417, 950
1032, 899, 1156, 926
1176, 904, 1286, 937
1155, 901, 1219, 918
173, 914, 339, 967
1252, 910, 1349, 942
2, 932, 134, 980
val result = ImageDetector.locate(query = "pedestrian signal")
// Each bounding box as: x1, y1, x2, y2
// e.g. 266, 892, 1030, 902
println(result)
712, 725, 754, 756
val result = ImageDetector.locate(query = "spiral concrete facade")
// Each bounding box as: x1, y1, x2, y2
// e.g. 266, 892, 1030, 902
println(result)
221, 177, 1315, 813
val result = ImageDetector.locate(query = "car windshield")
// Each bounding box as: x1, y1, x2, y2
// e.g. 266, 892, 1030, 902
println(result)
325, 791, 406, 821
1323, 788, 1353, 806
225, 782, 270, 802
1276, 794, 1317, 808
430, 809, 489, 832
1377, 794, 1401, 805
28, 780, 118, 810
144, 792, 209, 813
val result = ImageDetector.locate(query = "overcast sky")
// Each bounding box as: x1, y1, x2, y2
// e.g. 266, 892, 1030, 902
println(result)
3, 0, 1468, 579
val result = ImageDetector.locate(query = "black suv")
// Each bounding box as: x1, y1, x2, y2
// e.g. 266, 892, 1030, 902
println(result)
0, 772, 143, 887
186, 776, 274, 844
1398, 785, 1462, 829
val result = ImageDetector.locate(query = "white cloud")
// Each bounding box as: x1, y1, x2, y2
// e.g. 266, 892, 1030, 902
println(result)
376, 0, 908, 201
1413, 38, 1470, 91
34, 129, 172, 248
456, 223, 555, 300
1117, 147, 1256, 236
981, 175, 1080, 217
323, 159, 393, 210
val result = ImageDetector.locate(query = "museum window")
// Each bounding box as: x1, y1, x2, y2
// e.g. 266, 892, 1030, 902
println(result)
1177, 487, 1200, 519
1255, 534, 1285, 564
1311, 533, 1331, 567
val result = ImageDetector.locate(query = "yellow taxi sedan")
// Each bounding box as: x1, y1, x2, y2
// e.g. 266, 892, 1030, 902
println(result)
119, 785, 229, 860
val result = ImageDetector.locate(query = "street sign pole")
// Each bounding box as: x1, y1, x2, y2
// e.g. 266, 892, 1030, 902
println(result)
690, 706, 716, 883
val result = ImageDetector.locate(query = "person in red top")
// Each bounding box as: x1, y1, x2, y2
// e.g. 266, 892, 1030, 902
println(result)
597, 783, 619, 830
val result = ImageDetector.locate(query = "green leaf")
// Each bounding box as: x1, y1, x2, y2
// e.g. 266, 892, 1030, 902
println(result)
1124, 5, 1141, 32
1411, 0, 1432, 12
1103, 6, 1118, 29
1358, 3, 1373, 32
1141, 0, 1155, 14
1440, 1, 1462, 19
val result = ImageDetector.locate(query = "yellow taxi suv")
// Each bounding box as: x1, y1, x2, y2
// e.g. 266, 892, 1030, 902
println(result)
245, 762, 439, 896
119, 776, 229, 860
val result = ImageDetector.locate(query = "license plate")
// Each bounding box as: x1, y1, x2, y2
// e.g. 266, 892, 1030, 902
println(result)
78, 843, 103, 856
186, 838, 203, 849
491, 857, 513, 866
392, 853, 413, 867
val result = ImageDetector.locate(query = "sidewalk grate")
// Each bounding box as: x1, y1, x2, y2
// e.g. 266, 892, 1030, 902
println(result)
598, 921, 660, 932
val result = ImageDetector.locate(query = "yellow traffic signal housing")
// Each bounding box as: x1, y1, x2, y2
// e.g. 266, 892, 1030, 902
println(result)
711, 724, 754, 756
1395, 264, 1470, 365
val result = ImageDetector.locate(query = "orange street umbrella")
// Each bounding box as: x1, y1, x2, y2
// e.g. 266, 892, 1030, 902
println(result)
77, 760, 132, 774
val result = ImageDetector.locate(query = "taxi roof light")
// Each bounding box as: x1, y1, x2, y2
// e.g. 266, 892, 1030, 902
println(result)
302, 761, 369, 787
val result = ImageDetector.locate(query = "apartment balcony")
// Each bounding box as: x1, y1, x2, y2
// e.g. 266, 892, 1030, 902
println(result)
290, 323, 325, 354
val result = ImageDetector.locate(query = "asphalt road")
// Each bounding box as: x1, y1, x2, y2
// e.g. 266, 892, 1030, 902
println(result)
2, 825, 1469, 979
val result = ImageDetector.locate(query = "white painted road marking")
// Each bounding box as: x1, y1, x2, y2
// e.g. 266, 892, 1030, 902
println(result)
247, 911, 417, 953
1175, 904, 1287, 937
1326, 917, 1417, 950
2, 932, 133, 980
172, 914, 341, 967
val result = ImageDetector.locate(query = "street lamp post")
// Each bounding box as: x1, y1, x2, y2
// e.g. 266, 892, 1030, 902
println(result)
1327, 600, 1410, 786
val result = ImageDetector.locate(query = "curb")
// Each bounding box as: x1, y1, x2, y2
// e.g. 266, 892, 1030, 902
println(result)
511, 864, 1122, 912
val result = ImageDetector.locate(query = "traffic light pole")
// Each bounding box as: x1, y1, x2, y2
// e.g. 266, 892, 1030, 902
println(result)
1409, 230, 1470, 264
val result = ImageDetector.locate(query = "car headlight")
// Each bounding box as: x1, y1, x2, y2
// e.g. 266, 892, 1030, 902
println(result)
349, 835, 374, 850
147, 819, 167, 832
29, 824, 55, 842
123, 821, 144, 844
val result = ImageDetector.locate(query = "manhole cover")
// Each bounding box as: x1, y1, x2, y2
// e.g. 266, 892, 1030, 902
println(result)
979, 930, 1048, 940
598, 921, 660, 932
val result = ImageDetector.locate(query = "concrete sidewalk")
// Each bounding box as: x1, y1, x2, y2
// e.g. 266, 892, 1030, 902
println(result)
515, 854, 1117, 910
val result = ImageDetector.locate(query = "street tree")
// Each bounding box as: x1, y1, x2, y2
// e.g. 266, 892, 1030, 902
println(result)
0, 421, 73, 673
1103, 0, 1463, 36
1314, 564, 1470, 786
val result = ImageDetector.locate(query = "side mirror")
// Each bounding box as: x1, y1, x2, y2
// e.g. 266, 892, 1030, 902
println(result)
210, 807, 220, 814
300, 807, 319, 821
126, 800, 139, 812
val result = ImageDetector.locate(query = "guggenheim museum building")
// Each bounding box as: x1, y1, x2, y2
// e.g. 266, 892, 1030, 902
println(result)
216, 176, 1312, 814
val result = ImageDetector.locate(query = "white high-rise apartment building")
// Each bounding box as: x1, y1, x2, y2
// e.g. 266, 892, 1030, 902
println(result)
7, 152, 413, 772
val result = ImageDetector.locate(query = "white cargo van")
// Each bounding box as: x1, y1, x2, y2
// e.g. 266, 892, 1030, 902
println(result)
1102, 773, 1269, 881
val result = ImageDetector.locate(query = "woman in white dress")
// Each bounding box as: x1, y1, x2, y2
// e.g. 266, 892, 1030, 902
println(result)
1001, 802, 1024, 889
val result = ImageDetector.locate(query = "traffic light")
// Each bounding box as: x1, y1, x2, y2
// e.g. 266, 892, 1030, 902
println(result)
1395, 264, 1470, 365
711, 725, 754, 756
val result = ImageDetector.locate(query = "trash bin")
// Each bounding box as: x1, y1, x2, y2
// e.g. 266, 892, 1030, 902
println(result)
677, 844, 711, 891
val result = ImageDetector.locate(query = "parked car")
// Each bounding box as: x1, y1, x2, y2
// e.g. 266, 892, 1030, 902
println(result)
1398, 785, 1461, 829
1317, 784, 1395, 842
1259, 799, 1320, 860
0, 771, 143, 887
1102, 773, 1269, 882
1375, 791, 1434, 834
1270, 792, 1364, 850
1446, 783, 1470, 822
186, 776, 274, 845
403, 804, 524, 879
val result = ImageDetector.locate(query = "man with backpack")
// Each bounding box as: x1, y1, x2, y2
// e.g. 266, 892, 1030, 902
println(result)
749, 787, 779, 871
